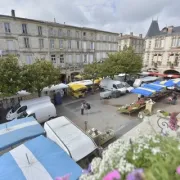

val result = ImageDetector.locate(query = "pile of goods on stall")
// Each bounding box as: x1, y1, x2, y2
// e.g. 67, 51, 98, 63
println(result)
157, 110, 171, 118
118, 99, 145, 113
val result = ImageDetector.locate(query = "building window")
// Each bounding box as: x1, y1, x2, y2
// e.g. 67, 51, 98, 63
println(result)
4, 23, 11, 33
59, 40, 63, 48
76, 31, 79, 38
49, 28, 53, 36
68, 40, 71, 49
38, 26, 42, 36
83, 32, 86, 37
67, 30, 71, 37
26, 55, 33, 65
24, 37, 30, 48
39, 39, 44, 48
68, 54, 72, 64
22, 24, 28, 34
77, 41, 79, 49
51, 55, 56, 63
84, 54, 87, 63
90, 42, 94, 49
148, 40, 151, 48
60, 54, 64, 63
91, 33, 94, 40
50, 39, 55, 49
161, 39, 164, 48
177, 38, 180, 47
172, 38, 177, 47
58, 29, 62, 37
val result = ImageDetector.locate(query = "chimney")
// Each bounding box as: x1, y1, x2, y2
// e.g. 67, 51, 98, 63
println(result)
54, 18, 56, 23
168, 26, 173, 34
139, 34, 142, 38
119, 33, 123, 37
11, 9, 15, 17
64, 22, 66, 25
130, 32, 133, 36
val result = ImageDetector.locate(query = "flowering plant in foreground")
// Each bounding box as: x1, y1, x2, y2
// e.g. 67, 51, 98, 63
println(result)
80, 135, 180, 180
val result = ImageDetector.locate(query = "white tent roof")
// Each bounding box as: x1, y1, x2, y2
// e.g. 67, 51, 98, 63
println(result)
42, 83, 68, 92
44, 116, 98, 161
68, 80, 93, 86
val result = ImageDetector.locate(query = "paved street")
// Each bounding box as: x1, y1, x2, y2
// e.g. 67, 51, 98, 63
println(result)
57, 93, 141, 138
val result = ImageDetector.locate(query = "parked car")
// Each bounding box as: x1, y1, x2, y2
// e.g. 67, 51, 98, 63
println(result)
16, 102, 57, 123
6, 96, 51, 121
122, 82, 134, 93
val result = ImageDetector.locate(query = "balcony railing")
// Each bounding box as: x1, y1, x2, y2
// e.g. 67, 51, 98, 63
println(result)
1, 50, 19, 55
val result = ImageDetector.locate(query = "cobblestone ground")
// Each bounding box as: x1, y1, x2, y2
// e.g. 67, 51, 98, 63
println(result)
57, 92, 180, 138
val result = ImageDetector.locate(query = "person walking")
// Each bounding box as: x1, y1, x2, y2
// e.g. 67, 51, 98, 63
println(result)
172, 93, 177, 105
81, 101, 85, 115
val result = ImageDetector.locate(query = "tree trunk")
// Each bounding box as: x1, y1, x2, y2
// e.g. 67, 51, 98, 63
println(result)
38, 90, 41, 97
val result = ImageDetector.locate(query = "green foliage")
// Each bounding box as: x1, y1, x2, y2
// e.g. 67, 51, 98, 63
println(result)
80, 135, 180, 180
21, 60, 60, 96
104, 48, 143, 76
126, 136, 180, 180
83, 62, 102, 79
83, 48, 142, 79
0, 55, 22, 97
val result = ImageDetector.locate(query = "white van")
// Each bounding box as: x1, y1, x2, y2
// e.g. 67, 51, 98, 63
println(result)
17, 102, 57, 123
6, 96, 51, 121
100, 78, 126, 94
44, 116, 100, 168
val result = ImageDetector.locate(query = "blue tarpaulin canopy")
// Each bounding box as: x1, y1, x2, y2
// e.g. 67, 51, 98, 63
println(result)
0, 117, 45, 153
131, 87, 156, 97
143, 83, 165, 91
0, 136, 82, 180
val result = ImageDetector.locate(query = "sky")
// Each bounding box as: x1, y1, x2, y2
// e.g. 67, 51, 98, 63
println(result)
0, 0, 180, 36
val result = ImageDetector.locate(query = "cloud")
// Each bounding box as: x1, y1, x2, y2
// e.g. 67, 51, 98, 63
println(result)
0, 0, 180, 36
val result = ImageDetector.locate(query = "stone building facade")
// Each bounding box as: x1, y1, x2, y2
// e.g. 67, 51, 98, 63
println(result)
118, 32, 144, 56
144, 20, 180, 74
0, 10, 118, 78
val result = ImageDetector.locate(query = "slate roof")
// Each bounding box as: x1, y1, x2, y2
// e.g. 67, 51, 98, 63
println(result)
146, 20, 160, 37
146, 20, 180, 38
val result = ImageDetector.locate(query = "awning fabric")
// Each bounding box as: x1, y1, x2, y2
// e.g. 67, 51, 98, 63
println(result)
131, 87, 156, 97
160, 80, 175, 87
143, 83, 165, 91
68, 84, 87, 91
0, 117, 45, 152
0, 136, 82, 180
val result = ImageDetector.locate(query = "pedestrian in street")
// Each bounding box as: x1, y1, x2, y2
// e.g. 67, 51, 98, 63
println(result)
81, 101, 85, 115
172, 93, 177, 105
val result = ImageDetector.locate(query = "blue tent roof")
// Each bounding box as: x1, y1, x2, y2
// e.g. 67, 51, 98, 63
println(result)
0, 136, 82, 180
0, 117, 45, 152
143, 83, 164, 91
155, 80, 174, 87
131, 87, 155, 97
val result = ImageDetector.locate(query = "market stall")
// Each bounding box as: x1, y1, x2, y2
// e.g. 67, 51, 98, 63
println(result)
142, 83, 170, 101
118, 87, 156, 115
68, 83, 87, 98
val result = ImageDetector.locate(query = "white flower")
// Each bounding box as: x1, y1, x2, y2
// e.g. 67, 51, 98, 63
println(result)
151, 147, 161, 155
178, 145, 180, 151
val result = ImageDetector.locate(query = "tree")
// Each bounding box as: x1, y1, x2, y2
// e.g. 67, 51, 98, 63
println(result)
21, 60, 60, 97
0, 55, 22, 97
101, 47, 143, 77
83, 62, 102, 79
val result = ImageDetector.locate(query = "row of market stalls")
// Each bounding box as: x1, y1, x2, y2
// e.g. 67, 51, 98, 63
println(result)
0, 117, 82, 179
119, 79, 180, 115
